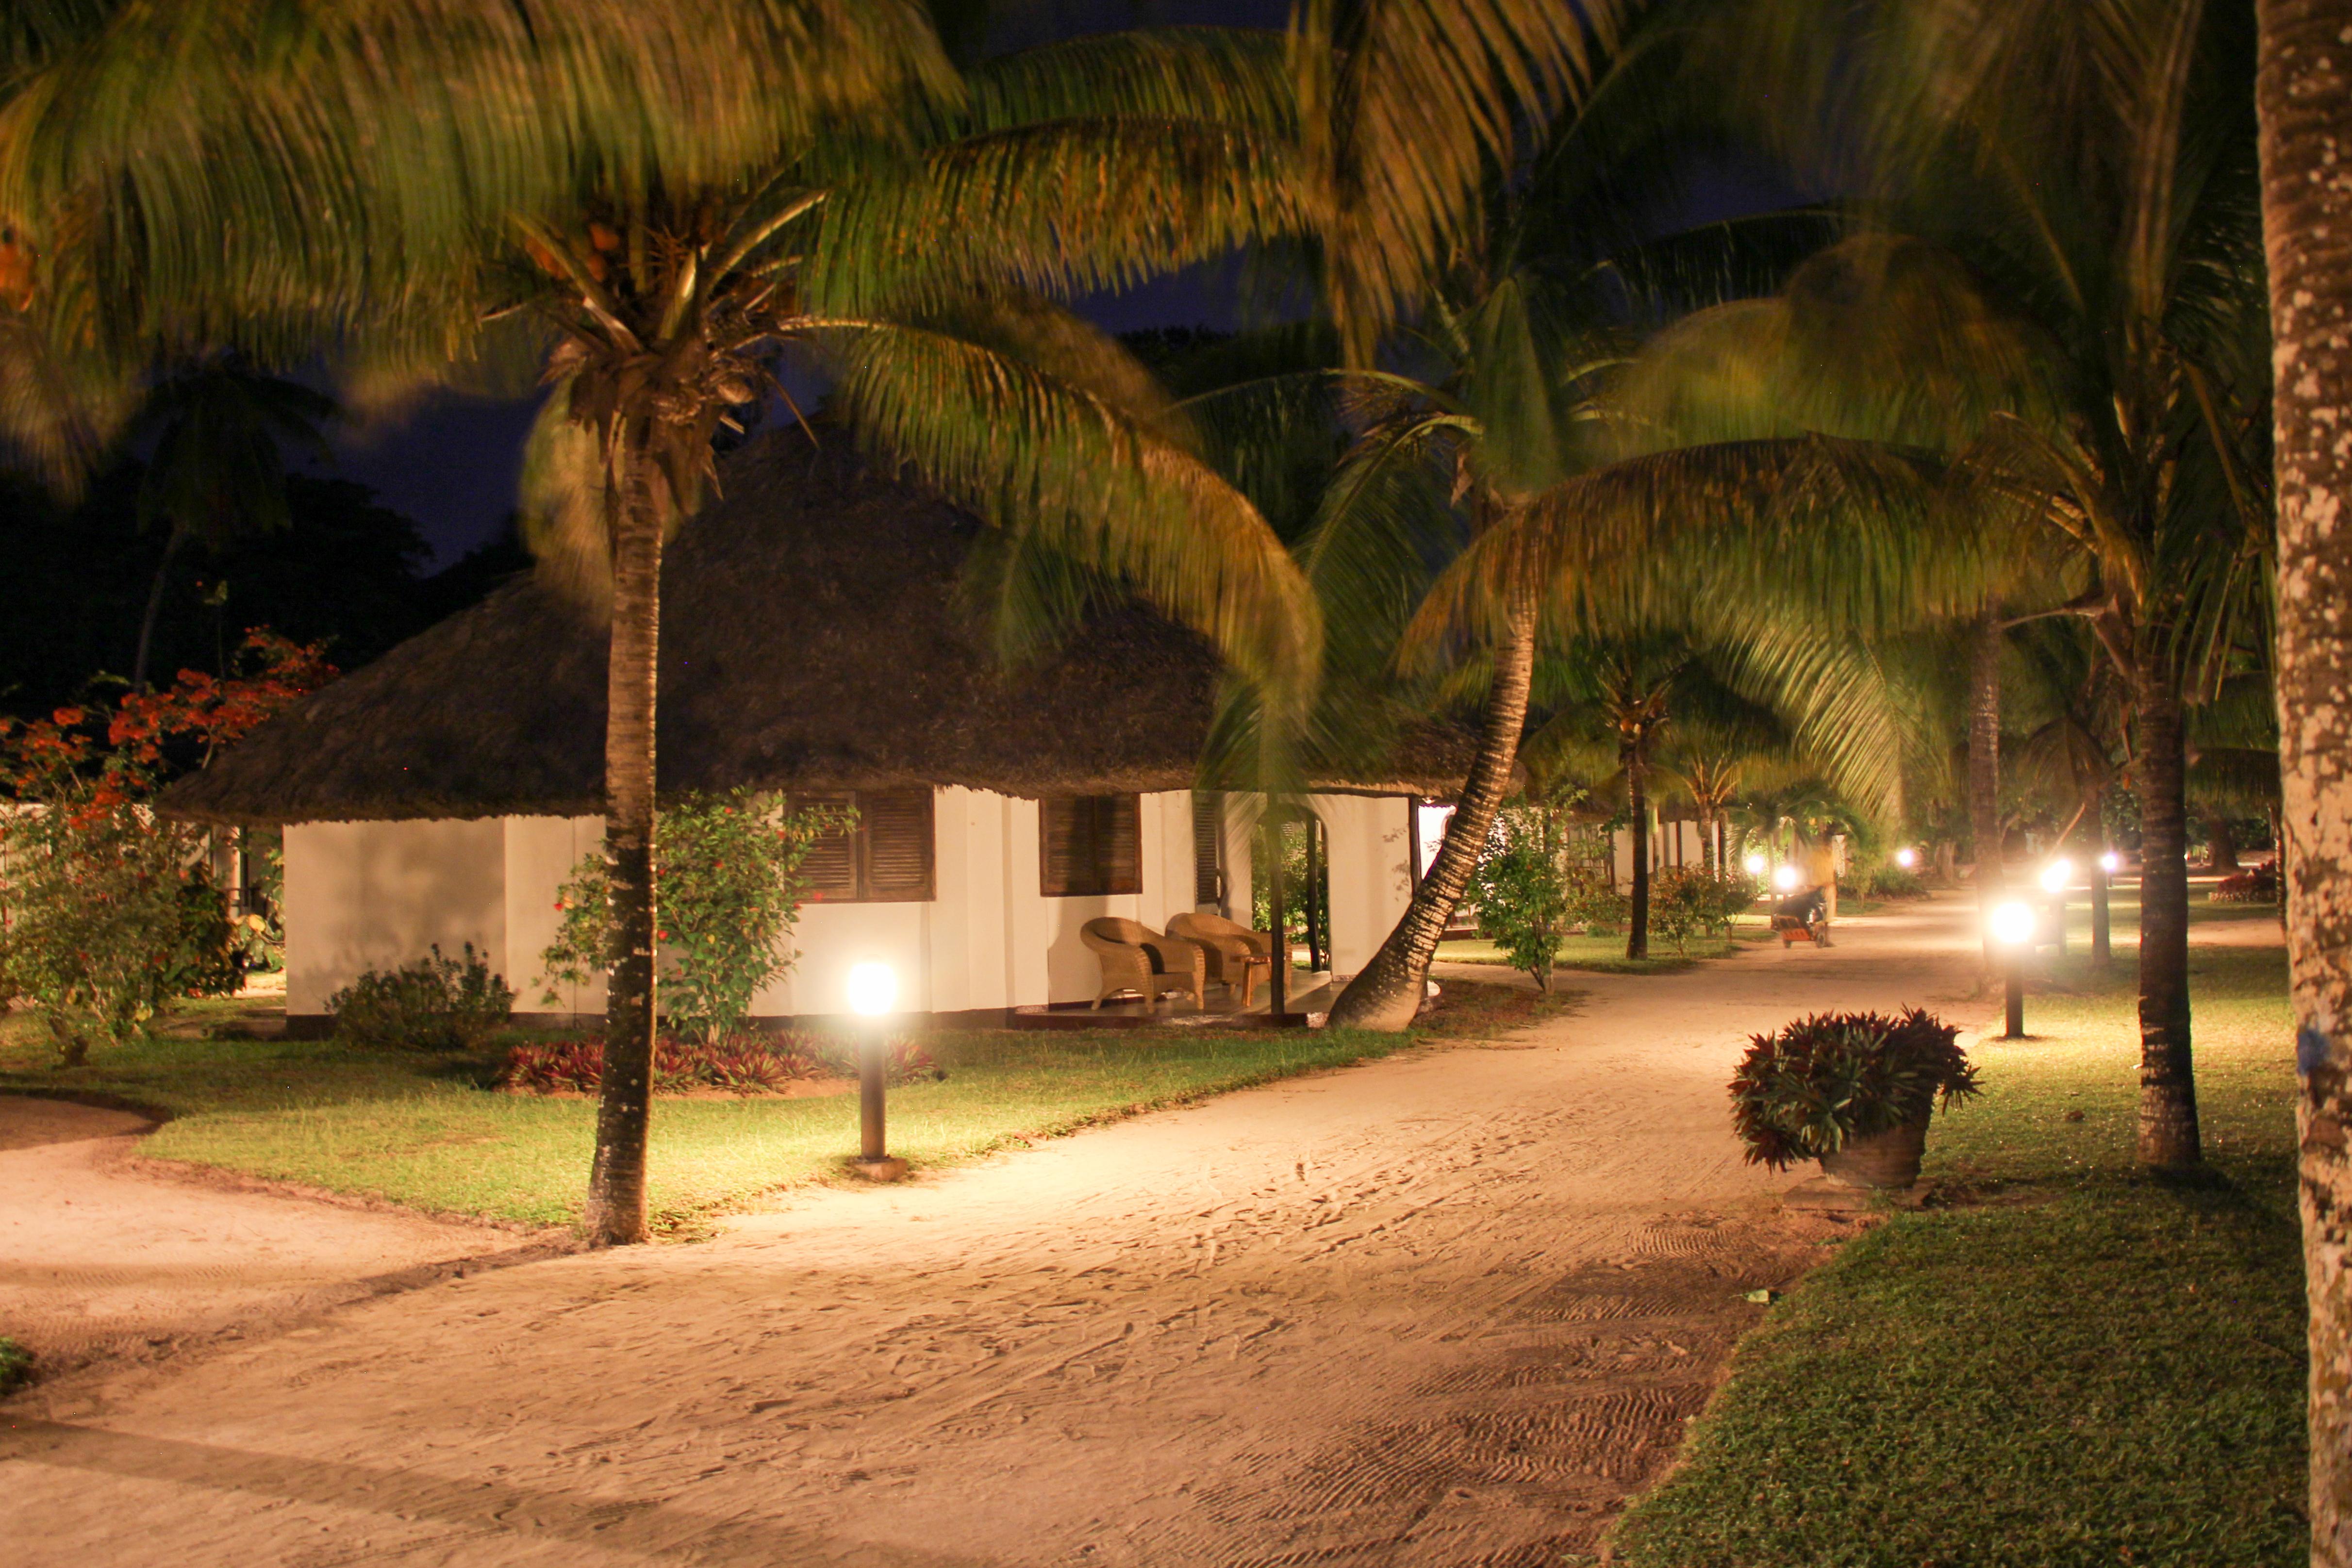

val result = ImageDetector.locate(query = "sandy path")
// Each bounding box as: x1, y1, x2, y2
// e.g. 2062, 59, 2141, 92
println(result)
1, 899, 1991, 1567
0, 1098, 546, 1379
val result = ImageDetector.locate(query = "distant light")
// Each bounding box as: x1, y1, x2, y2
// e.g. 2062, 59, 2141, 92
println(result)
1772, 864, 1803, 892
2100, 852, 2121, 875
1989, 900, 2037, 946
1743, 853, 1769, 877
1894, 846, 1919, 869
2039, 858, 2073, 893
846, 962, 898, 1017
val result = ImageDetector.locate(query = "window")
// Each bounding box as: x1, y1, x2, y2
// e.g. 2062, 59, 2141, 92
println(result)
1192, 791, 1225, 909
788, 789, 935, 903
1040, 793, 1142, 897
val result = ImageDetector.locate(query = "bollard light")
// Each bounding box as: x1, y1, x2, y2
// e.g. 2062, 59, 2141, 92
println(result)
1989, 900, 2035, 1037
844, 962, 906, 1181
1895, 846, 1919, 869
1772, 863, 1803, 892
2039, 858, 2073, 893
1743, 852, 1769, 878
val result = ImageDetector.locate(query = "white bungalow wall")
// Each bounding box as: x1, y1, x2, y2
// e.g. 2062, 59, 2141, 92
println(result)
283, 787, 1420, 1018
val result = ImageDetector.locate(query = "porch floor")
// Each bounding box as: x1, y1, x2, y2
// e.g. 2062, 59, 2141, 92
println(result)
1010, 971, 1336, 1030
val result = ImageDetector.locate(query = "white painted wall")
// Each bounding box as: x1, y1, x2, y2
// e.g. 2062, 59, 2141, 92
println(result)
286, 787, 1416, 1017
1308, 793, 1415, 982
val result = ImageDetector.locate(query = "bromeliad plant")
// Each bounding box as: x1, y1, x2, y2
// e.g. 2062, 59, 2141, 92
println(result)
1729, 1007, 1978, 1170
538, 791, 845, 1045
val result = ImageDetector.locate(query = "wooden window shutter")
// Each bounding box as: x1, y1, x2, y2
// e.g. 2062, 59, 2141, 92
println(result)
860, 789, 935, 902
1192, 792, 1224, 908
792, 792, 858, 901
1041, 794, 1141, 897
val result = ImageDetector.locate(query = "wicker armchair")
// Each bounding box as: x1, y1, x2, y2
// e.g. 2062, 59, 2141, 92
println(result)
1080, 917, 1206, 1009
1166, 912, 1275, 1007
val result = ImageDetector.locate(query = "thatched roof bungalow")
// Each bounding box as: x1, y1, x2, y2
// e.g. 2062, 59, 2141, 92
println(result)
169, 436, 1457, 1023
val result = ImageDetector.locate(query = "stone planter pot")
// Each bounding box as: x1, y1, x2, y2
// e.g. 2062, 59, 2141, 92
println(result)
1817, 1115, 1930, 1190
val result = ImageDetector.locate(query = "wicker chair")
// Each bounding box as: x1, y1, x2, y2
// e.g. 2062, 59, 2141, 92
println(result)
1080, 917, 1205, 1009
1166, 912, 1275, 1007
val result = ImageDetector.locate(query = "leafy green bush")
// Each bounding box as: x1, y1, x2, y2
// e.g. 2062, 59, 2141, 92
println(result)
1565, 875, 1629, 936
0, 1336, 31, 1396
1652, 868, 1759, 953
1467, 808, 1572, 989
2211, 863, 2280, 903
1730, 1008, 1978, 1170
1863, 863, 1929, 898
328, 944, 515, 1052
539, 790, 843, 1042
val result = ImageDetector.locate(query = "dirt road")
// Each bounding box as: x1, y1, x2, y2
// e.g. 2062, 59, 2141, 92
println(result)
2, 898, 1989, 1567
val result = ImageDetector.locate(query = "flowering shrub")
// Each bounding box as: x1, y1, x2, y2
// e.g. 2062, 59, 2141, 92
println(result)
1729, 1008, 1978, 1170
537, 791, 847, 1043
2211, 863, 2280, 904
1651, 868, 1760, 954
1565, 876, 1629, 935
494, 1031, 912, 1095
328, 944, 515, 1052
815, 1036, 945, 1086
0, 631, 332, 1062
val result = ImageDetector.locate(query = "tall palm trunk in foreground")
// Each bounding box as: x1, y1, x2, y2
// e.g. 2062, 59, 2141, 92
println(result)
2132, 646, 2200, 1167
1625, 751, 1651, 961
1968, 612, 2004, 971
581, 443, 664, 1243
2255, 1, 2352, 1556
1327, 594, 1536, 1031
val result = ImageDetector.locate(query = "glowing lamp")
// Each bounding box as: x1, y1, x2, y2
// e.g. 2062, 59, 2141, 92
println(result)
1772, 864, 1803, 892
2039, 858, 2073, 894
846, 961, 898, 1017
1743, 853, 1768, 877
1894, 846, 1918, 869
2100, 852, 2121, 875
1988, 900, 2037, 947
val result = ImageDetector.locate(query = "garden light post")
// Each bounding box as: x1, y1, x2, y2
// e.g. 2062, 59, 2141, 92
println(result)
2093, 851, 2117, 965
1990, 900, 2037, 1039
1743, 852, 1768, 879
1895, 846, 1918, 871
845, 961, 906, 1182
2040, 858, 2072, 957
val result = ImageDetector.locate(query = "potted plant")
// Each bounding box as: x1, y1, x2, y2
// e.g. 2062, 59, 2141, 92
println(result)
1729, 1008, 1979, 1189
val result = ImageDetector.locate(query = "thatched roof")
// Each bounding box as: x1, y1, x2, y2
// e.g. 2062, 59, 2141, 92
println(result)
164, 435, 1468, 826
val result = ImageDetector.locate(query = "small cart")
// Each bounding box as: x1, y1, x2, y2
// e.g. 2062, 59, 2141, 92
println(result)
1771, 885, 1832, 947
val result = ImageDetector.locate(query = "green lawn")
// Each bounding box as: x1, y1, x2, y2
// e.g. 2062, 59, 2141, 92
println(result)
1436, 929, 1757, 975
1612, 916, 2305, 1568
0, 980, 1556, 1234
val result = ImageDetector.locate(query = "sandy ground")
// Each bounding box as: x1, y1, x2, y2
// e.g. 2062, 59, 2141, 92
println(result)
0, 1099, 548, 1380
2, 898, 1994, 1567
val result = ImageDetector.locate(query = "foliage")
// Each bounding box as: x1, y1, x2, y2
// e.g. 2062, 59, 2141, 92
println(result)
2211, 863, 2281, 904
1861, 862, 1928, 899
327, 944, 514, 1053
1650, 866, 1758, 953
814, 1036, 946, 1087
1564, 875, 1630, 936
500, 1034, 831, 1096
1466, 806, 1573, 989
1250, 813, 1331, 955
0, 631, 330, 1062
1729, 1008, 1978, 1171
0, 1337, 30, 1397
538, 792, 845, 1044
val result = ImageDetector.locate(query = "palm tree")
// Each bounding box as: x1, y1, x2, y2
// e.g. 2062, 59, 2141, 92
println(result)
1623, 0, 2274, 1167
0, 4, 1330, 1243
2254, 0, 2352, 1554
123, 361, 337, 693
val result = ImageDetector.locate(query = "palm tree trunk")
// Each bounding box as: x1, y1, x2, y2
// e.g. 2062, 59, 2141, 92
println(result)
2203, 813, 2241, 873
1969, 612, 2004, 971
583, 437, 664, 1246
1327, 594, 1536, 1031
2255, 5, 2352, 1554
132, 528, 186, 694
2132, 651, 2201, 1170
1626, 757, 1651, 961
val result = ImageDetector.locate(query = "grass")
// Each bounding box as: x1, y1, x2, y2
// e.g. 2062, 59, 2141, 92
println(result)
1436, 931, 1751, 975
0, 1337, 31, 1397
0, 978, 1550, 1234
1612, 912, 2305, 1568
